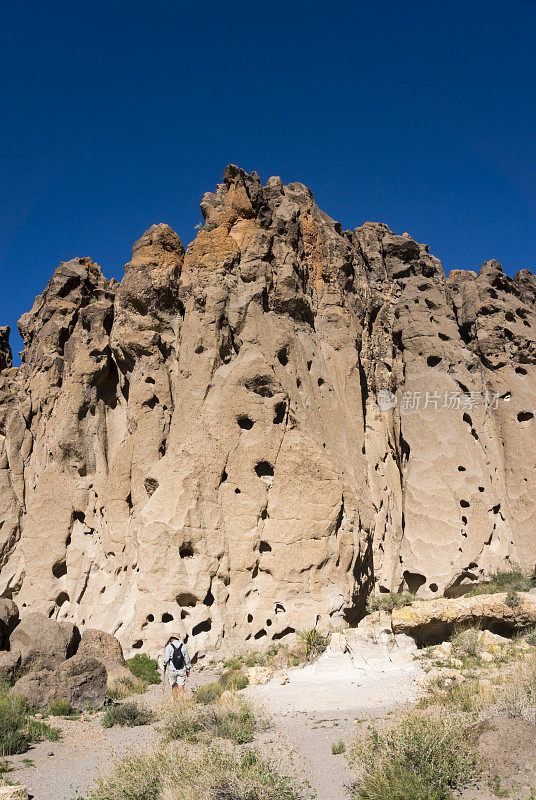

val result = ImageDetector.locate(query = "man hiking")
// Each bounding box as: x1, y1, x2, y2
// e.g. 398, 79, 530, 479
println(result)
162, 634, 191, 701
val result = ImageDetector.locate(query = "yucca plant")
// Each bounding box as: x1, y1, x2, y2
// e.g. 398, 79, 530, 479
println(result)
297, 627, 328, 661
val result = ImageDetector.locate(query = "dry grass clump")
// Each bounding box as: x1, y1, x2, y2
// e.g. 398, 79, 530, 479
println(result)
161, 693, 266, 745
350, 707, 479, 800
107, 676, 148, 700
101, 700, 155, 728
366, 592, 418, 614
83, 745, 303, 800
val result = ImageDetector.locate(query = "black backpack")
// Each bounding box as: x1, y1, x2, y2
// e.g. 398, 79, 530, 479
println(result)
170, 641, 185, 670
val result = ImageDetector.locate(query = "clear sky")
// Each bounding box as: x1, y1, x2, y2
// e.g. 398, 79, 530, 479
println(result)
1, 0, 535, 362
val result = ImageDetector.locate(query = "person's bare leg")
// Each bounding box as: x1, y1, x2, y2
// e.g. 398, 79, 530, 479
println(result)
178, 684, 185, 698
171, 684, 178, 703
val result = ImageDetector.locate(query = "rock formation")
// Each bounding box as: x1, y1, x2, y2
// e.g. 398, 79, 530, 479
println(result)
0, 165, 535, 660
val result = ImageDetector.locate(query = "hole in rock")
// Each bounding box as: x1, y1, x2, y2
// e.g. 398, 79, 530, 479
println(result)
180, 543, 195, 558
65, 535, 71, 546
462, 413, 472, 426
73, 511, 85, 524
307, 360, 312, 371
259, 541, 272, 553
52, 560, 67, 579
460, 500, 470, 508
317, 378, 325, 387
429, 583, 438, 592
266, 619, 272, 626
275, 603, 285, 614
438, 332, 450, 341
143, 395, 158, 409
403, 571, 426, 593
277, 348, 289, 366
126, 493, 133, 510
516, 367, 527, 375
478, 486, 485, 492
237, 416, 254, 430
162, 613, 174, 623
272, 626, 295, 640
180, 610, 189, 619
261, 507, 268, 520
255, 461, 274, 479
192, 619, 212, 636
427, 355, 442, 367
176, 593, 197, 607
517, 411, 534, 422
146, 614, 154, 622
145, 376, 155, 384
273, 402, 286, 424
220, 469, 228, 484
203, 589, 214, 607
235, 487, 241, 494
296, 378, 301, 388
144, 477, 159, 497
254, 628, 267, 640
462, 516, 467, 525
132, 640, 143, 649
247, 613, 253, 623
458, 466, 466, 472
56, 592, 69, 607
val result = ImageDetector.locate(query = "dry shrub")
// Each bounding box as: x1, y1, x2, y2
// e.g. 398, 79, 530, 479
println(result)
350, 707, 479, 800
161, 693, 265, 745
83, 745, 302, 800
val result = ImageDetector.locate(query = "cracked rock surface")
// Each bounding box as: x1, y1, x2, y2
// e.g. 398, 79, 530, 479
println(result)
0, 165, 535, 660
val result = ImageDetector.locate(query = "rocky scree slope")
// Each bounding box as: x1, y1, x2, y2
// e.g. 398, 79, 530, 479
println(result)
0, 165, 535, 660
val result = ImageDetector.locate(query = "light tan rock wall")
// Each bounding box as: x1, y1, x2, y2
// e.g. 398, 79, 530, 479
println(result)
0, 166, 535, 659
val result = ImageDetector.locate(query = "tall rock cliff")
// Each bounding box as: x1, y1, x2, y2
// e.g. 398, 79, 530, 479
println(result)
0, 166, 535, 660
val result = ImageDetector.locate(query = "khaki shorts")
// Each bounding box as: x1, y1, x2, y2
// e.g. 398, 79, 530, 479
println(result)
168, 668, 187, 687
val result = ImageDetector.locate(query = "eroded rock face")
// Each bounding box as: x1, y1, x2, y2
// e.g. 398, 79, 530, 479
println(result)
0, 166, 535, 659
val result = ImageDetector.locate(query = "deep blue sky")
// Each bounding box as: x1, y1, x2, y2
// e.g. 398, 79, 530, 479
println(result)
1, 0, 535, 363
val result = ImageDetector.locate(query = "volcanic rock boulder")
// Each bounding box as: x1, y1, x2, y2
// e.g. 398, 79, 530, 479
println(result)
0, 165, 535, 659
361, 592, 536, 645
9, 613, 80, 671
11, 654, 107, 711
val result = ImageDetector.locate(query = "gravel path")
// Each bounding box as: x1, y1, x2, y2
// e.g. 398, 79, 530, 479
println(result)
246, 656, 425, 800
8, 656, 424, 800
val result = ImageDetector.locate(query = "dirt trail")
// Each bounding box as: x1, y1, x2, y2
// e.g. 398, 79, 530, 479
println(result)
246, 655, 424, 800
9, 656, 424, 800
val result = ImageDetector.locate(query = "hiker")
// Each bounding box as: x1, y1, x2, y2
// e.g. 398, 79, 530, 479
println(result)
163, 634, 191, 701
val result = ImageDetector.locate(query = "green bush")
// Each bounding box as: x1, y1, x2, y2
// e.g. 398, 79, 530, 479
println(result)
450, 626, 482, 659
195, 682, 224, 705
466, 565, 536, 597
366, 592, 418, 614
101, 701, 154, 729
0, 690, 61, 756
82, 744, 303, 800
297, 628, 328, 661
0, 694, 30, 756
47, 698, 72, 716
351, 711, 478, 800
505, 589, 520, 609
219, 668, 249, 691
524, 627, 536, 646
27, 718, 61, 742
332, 740, 346, 754
125, 653, 160, 685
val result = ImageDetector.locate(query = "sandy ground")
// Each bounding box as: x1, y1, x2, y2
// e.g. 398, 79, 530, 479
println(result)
246, 656, 424, 800
8, 656, 425, 800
